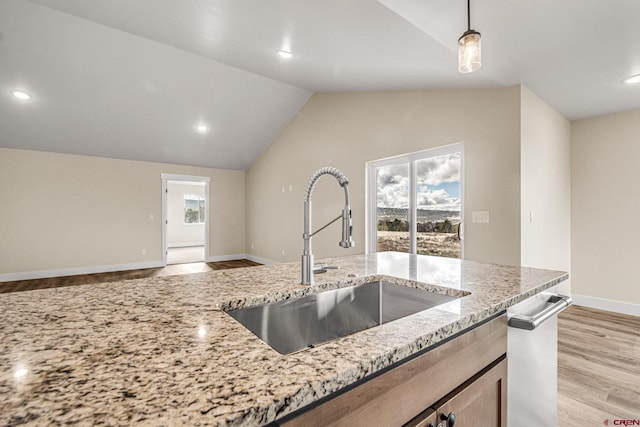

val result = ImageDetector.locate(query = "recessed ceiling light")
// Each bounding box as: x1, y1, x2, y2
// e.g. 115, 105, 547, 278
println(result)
623, 74, 640, 84
11, 90, 31, 100
277, 49, 293, 59
194, 123, 209, 134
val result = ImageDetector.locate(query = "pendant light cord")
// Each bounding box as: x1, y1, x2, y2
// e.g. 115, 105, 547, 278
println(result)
467, 0, 471, 31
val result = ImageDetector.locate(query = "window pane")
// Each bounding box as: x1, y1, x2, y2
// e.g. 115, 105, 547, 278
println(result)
199, 198, 205, 223
376, 164, 409, 253
415, 153, 461, 258
184, 196, 200, 223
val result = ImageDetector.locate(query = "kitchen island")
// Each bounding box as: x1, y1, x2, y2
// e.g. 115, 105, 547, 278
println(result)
0, 252, 567, 426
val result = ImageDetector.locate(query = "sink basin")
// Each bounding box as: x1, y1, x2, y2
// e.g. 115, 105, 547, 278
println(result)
225, 280, 463, 355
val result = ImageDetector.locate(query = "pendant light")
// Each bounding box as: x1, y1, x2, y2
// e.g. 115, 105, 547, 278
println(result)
458, 0, 481, 73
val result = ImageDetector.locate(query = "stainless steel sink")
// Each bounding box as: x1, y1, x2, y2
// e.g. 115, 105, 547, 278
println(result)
225, 280, 463, 355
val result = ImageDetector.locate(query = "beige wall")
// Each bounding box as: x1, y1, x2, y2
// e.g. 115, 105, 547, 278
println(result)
5, 87, 637, 312
0, 148, 245, 277
520, 87, 572, 293
246, 87, 522, 265
571, 109, 640, 305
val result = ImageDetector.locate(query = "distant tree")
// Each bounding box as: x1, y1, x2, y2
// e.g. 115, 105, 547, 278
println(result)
417, 222, 434, 232
185, 209, 199, 223
433, 219, 453, 233
378, 218, 412, 232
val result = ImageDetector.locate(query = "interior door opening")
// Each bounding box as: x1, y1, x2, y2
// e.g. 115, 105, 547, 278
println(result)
161, 174, 210, 266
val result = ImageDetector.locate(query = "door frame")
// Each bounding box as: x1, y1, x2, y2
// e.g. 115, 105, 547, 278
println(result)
365, 142, 464, 257
161, 173, 211, 266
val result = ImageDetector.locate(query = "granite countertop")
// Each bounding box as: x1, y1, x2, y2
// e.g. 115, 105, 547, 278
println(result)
0, 252, 568, 426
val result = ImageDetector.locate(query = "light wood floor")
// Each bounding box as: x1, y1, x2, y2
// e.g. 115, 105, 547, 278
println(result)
0, 259, 261, 294
558, 305, 640, 425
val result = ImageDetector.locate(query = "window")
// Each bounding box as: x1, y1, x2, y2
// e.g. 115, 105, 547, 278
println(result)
184, 195, 205, 224
367, 144, 463, 259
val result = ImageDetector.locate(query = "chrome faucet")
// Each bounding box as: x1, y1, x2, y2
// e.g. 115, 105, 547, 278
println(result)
301, 167, 354, 285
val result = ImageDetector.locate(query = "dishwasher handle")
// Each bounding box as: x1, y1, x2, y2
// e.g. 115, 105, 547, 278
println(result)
508, 294, 572, 330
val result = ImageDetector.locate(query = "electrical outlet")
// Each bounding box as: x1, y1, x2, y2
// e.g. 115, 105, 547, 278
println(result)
281, 249, 285, 256
289, 185, 293, 192
472, 211, 490, 224
149, 213, 155, 221
141, 248, 147, 255
251, 243, 255, 250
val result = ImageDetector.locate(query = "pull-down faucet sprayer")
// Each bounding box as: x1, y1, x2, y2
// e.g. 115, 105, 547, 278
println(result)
301, 167, 354, 285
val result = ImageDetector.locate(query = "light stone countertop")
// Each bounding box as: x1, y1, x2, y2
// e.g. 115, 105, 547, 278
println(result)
0, 252, 568, 426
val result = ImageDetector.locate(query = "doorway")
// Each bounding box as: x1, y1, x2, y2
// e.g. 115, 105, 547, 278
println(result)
366, 143, 464, 258
161, 174, 210, 265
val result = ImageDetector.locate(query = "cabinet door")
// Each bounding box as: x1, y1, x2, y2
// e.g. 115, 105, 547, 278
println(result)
404, 407, 438, 427
435, 358, 507, 427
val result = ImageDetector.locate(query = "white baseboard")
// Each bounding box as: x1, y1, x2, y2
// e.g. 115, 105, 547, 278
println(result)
244, 254, 279, 266
0, 260, 165, 283
572, 294, 640, 317
168, 242, 205, 248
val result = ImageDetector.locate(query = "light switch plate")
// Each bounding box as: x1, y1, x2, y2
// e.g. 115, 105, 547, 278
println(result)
472, 210, 490, 223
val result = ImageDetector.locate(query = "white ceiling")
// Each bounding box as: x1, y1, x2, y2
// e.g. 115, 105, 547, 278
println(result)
2, 0, 640, 169
0, 0, 311, 170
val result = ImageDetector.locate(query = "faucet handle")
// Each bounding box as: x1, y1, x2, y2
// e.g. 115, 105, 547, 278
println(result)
340, 207, 354, 248
313, 264, 340, 274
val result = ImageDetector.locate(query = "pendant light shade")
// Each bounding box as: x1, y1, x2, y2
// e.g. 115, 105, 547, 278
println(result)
458, 30, 481, 73
458, 0, 481, 73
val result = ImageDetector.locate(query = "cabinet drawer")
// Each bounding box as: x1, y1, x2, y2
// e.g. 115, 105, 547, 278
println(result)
279, 315, 507, 427
434, 357, 507, 427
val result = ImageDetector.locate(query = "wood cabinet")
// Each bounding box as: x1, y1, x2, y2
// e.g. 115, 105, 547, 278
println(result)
429, 358, 507, 427
404, 407, 438, 427
278, 315, 507, 427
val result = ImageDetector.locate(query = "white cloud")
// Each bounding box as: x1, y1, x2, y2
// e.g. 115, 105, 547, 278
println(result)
416, 153, 461, 186
376, 165, 408, 208
417, 188, 460, 211
376, 154, 461, 210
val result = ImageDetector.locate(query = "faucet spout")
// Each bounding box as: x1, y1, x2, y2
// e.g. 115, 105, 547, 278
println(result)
302, 167, 354, 285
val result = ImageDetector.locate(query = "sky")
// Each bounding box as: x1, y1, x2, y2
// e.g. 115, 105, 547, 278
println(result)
377, 152, 461, 211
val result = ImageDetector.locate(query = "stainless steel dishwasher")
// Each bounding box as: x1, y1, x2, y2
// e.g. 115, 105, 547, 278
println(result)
507, 286, 572, 427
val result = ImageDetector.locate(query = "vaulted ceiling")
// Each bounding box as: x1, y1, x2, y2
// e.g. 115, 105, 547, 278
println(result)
2, 0, 639, 169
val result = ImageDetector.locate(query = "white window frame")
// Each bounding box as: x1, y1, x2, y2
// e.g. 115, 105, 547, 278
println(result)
365, 143, 464, 256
